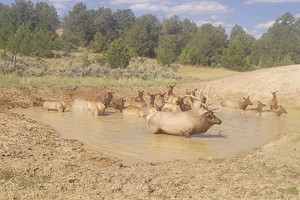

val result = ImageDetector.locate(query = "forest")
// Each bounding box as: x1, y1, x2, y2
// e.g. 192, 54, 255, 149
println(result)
0, 0, 299, 72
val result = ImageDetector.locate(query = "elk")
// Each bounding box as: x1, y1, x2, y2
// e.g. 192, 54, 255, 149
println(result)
270, 91, 278, 109
221, 96, 253, 110
101, 91, 114, 108
188, 85, 208, 109
167, 84, 178, 104
257, 105, 287, 117
35, 97, 66, 112
72, 98, 89, 110
148, 92, 159, 113
177, 96, 192, 111
113, 98, 146, 118
147, 110, 222, 137
88, 101, 106, 116
160, 92, 180, 112
131, 90, 147, 108
242, 101, 266, 115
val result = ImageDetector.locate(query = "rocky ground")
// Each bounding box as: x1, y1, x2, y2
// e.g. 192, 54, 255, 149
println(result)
0, 65, 300, 199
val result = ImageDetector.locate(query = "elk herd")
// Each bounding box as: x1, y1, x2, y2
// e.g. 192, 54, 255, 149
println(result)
34, 86, 287, 137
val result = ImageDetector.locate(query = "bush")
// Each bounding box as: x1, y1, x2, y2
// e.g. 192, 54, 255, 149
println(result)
106, 38, 131, 69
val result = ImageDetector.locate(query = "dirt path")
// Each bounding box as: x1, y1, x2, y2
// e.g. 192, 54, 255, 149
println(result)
1, 65, 300, 199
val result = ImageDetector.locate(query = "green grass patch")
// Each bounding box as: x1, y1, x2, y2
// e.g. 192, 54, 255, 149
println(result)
19, 176, 50, 189
278, 187, 299, 196
294, 134, 300, 142
0, 170, 14, 180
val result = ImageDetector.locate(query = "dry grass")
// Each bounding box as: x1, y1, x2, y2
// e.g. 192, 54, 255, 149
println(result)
176, 65, 240, 81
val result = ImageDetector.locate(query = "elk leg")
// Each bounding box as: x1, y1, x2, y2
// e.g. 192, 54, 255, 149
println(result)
150, 126, 160, 134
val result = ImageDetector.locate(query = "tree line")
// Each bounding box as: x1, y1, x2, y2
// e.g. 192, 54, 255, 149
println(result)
0, 0, 299, 71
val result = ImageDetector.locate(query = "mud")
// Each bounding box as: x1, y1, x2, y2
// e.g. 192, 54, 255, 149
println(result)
1, 65, 300, 199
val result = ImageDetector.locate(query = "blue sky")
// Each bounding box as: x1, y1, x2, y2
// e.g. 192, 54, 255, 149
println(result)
2, 0, 300, 38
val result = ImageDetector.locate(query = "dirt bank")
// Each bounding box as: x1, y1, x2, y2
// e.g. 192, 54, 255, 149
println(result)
1, 65, 300, 199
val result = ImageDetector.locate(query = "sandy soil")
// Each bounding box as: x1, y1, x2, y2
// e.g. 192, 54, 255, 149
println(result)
0, 65, 300, 199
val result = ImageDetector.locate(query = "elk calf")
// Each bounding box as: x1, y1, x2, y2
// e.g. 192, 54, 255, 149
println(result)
257, 105, 287, 117
35, 97, 66, 112
114, 98, 146, 118
221, 96, 253, 110
147, 111, 222, 137
131, 90, 147, 108
242, 101, 266, 115
270, 91, 278, 109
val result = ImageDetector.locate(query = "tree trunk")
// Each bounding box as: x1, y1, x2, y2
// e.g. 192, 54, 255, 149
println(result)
13, 54, 17, 69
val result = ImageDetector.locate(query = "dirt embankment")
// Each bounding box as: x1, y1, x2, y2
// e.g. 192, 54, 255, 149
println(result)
0, 65, 300, 199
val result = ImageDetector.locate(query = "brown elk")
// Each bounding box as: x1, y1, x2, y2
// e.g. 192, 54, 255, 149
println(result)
167, 84, 178, 104
242, 101, 266, 115
177, 96, 192, 111
101, 91, 114, 108
88, 101, 106, 116
270, 91, 278, 109
113, 98, 146, 118
147, 110, 222, 137
221, 96, 253, 110
35, 97, 66, 112
158, 92, 174, 112
131, 90, 147, 108
257, 105, 287, 117
148, 92, 159, 113
188, 85, 208, 109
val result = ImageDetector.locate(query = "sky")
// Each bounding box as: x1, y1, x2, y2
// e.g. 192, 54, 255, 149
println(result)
1, 0, 300, 38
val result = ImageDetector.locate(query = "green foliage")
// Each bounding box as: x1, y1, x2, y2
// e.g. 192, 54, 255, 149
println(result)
31, 29, 55, 58
106, 38, 131, 69
114, 9, 136, 37
222, 33, 256, 71
33, 2, 59, 32
94, 54, 107, 65
125, 24, 154, 57
81, 54, 91, 67
156, 35, 181, 66
88, 32, 109, 53
230, 24, 246, 41
179, 23, 228, 66
255, 12, 300, 68
277, 187, 299, 196
63, 3, 94, 47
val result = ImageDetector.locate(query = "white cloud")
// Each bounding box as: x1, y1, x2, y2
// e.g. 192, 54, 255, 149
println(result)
128, 1, 231, 16
210, 15, 220, 20
245, 0, 300, 4
110, 0, 160, 5
296, 13, 300, 18
170, 1, 231, 15
255, 21, 275, 29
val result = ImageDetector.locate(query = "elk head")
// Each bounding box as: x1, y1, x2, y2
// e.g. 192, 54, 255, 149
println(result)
148, 92, 157, 105
257, 100, 266, 111
159, 92, 166, 104
203, 111, 222, 126
167, 84, 176, 96
242, 96, 253, 107
278, 105, 287, 115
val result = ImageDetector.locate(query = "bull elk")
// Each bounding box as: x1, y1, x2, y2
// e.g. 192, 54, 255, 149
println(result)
35, 97, 66, 112
114, 98, 146, 118
270, 91, 278, 109
131, 90, 147, 108
221, 96, 253, 110
147, 110, 222, 137
242, 101, 266, 115
257, 105, 287, 117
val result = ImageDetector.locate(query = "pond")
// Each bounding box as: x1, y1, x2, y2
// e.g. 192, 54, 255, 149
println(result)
11, 106, 300, 165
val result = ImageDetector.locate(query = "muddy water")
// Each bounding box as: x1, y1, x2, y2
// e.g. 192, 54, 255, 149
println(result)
11, 107, 300, 165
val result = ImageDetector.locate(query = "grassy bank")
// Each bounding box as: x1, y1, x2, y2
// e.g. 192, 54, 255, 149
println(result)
0, 74, 186, 87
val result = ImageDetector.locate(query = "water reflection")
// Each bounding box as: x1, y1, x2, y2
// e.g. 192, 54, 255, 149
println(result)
11, 107, 300, 165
